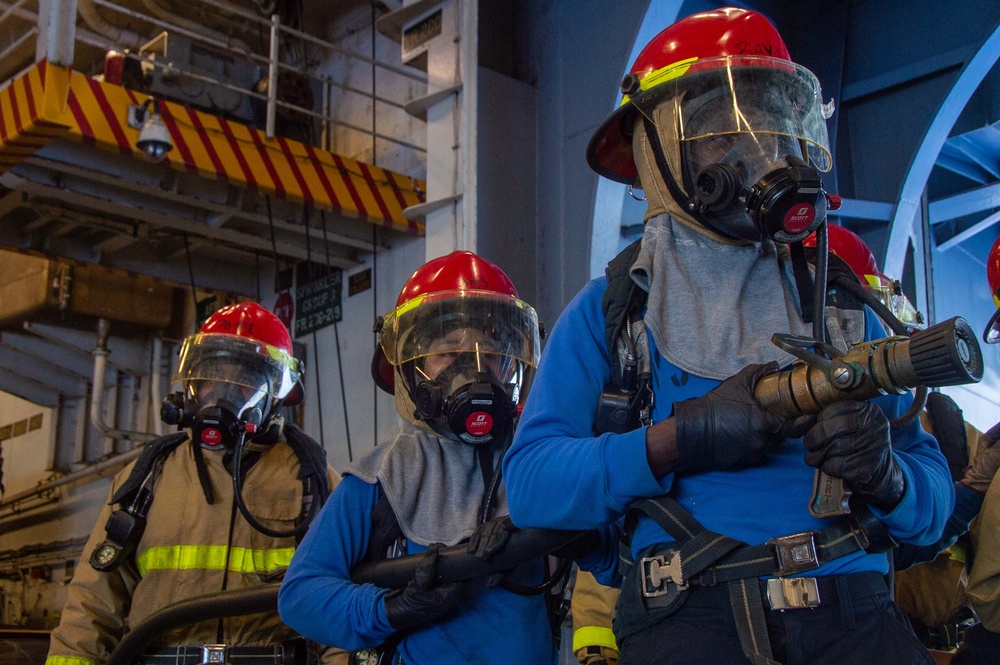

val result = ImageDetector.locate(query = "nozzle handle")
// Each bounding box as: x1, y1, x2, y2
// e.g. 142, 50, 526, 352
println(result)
809, 471, 852, 518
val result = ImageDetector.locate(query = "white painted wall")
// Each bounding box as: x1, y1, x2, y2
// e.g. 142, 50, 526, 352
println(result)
0, 392, 55, 497
291, 235, 426, 470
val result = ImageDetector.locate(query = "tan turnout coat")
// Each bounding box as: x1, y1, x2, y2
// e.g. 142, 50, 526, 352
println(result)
46, 434, 342, 665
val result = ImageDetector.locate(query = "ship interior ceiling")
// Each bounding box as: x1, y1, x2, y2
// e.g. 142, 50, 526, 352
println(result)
0, 0, 999, 655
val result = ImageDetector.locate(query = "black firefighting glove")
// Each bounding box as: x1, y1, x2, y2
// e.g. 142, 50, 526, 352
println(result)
467, 515, 517, 560
673, 362, 802, 473
383, 543, 464, 631
803, 400, 906, 511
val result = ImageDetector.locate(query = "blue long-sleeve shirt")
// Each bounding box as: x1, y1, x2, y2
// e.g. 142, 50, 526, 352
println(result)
504, 277, 955, 580
278, 473, 614, 664
894, 482, 984, 570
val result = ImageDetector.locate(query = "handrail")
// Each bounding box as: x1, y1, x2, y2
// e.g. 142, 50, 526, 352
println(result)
116, 51, 427, 153
0, 446, 145, 520
0, 0, 428, 156
0, 0, 29, 26
190, 0, 428, 83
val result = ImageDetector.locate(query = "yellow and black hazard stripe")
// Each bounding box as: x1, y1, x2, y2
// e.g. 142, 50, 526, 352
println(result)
1, 61, 425, 234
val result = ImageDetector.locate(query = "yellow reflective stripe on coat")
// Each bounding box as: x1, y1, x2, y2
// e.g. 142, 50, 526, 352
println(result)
46, 656, 100, 665
136, 545, 295, 576
573, 625, 619, 652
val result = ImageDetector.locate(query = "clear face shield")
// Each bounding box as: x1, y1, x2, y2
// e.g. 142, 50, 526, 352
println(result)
635, 56, 834, 242
671, 58, 832, 170
379, 291, 540, 444
173, 333, 301, 447
986, 306, 1000, 345
866, 274, 925, 333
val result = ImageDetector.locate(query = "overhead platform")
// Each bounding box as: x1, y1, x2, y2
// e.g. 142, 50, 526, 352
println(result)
0, 60, 426, 284
0, 60, 425, 233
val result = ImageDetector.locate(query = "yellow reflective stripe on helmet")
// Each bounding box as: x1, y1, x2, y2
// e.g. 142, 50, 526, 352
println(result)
393, 294, 426, 318
136, 545, 295, 576
621, 57, 699, 106
572, 626, 619, 653
47, 656, 101, 665
263, 341, 298, 372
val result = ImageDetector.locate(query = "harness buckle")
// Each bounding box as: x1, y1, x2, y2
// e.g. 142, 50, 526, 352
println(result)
768, 530, 821, 576
640, 550, 687, 597
766, 577, 821, 610
201, 644, 228, 665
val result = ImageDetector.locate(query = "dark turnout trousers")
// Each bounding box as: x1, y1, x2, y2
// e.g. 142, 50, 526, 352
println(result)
618, 572, 935, 665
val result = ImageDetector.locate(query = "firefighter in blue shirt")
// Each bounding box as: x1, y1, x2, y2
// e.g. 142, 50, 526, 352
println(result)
503, 8, 954, 665
278, 251, 615, 664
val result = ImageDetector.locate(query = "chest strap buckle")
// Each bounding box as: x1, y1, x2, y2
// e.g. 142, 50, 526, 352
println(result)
768, 530, 821, 576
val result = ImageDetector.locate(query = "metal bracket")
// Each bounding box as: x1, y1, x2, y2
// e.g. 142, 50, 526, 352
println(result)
201, 645, 228, 665
641, 550, 687, 597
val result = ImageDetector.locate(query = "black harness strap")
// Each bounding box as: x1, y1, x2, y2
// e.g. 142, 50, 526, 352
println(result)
621, 495, 896, 665
110, 431, 190, 506
191, 441, 215, 504
282, 422, 332, 502
365, 484, 406, 563
730, 579, 777, 665
622, 496, 894, 584
602, 238, 644, 388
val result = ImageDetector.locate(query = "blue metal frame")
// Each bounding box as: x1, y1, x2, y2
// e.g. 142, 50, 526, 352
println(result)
883, 18, 1000, 278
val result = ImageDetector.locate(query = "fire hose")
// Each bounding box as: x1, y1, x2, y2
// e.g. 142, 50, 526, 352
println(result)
104, 530, 593, 665
106, 585, 280, 665
350, 528, 596, 588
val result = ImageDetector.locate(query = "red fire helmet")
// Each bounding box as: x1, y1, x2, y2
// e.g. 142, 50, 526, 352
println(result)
371, 251, 534, 394
983, 235, 1000, 343
803, 224, 879, 284
176, 302, 303, 415
587, 7, 813, 184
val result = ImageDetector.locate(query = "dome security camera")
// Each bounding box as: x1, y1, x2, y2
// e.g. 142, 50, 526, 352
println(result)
134, 99, 173, 163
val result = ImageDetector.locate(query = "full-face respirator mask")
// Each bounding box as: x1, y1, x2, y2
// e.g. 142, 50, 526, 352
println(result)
160, 332, 300, 448
684, 132, 827, 244
376, 289, 540, 446
161, 377, 268, 449
624, 55, 836, 244
410, 342, 520, 445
